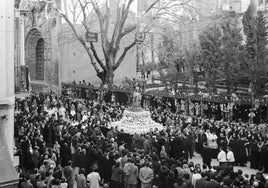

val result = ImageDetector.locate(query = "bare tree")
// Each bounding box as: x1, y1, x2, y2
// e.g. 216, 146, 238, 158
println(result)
55, 0, 194, 85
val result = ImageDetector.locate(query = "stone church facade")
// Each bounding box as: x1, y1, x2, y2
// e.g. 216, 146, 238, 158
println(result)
16, 0, 60, 92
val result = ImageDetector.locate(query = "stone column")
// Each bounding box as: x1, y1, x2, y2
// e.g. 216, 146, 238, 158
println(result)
20, 14, 25, 66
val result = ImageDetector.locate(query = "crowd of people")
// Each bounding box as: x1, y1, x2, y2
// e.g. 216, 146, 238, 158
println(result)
15, 83, 268, 188
65, 81, 268, 124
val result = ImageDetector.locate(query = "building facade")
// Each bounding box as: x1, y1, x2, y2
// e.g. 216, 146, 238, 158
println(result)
0, 0, 19, 187
15, 0, 61, 92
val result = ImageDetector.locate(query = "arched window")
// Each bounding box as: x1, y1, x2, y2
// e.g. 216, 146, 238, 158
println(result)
36, 38, 44, 80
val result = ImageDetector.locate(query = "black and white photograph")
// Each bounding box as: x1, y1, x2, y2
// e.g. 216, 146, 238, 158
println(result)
1, 1, 268, 188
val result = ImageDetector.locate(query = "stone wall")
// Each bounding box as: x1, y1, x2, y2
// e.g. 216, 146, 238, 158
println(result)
24, 1, 60, 90
59, 23, 137, 86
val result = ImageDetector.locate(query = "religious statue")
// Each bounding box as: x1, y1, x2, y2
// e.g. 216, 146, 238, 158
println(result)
30, 6, 37, 27
132, 87, 142, 107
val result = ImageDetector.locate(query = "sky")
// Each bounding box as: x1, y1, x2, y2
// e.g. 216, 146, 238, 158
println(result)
61, 0, 138, 23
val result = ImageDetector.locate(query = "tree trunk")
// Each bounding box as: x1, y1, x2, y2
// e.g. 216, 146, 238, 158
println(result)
226, 79, 231, 94
106, 68, 114, 86
97, 71, 107, 84
212, 71, 216, 94
205, 71, 211, 93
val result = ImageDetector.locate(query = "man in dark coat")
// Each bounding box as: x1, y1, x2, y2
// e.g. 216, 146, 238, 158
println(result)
76, 168, 87, 188
202, 142, 212, 168
250, 138, 260, 169
32, 146, 40, 169
171, 132, 184, 159
195, 172, 207, 188
206, 173, 220, 188
21, 175, 33, 188
63, 160, 75, 188
61, 142, 72, 167
236, 135, 248, 166
260, 140, 268, 173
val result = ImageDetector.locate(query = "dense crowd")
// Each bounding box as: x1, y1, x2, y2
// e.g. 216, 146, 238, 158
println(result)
64, 81, 268, 124
15, 84, 268, 188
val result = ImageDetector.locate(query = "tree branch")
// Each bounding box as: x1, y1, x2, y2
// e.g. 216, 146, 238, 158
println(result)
91, 0, 109, 63
63, 0, 69, 18
111, 0, 123, 47
78, 0, 106, 71
114, 41, 136, 70
90, 41, 107, 71
121, 25, 137, 38
105, 0, 110, 37
144, 0, 160, 14
55, 8, 102, 74
113, 0, 135, 51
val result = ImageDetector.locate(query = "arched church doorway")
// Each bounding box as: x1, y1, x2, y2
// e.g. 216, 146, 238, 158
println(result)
25, 28, 45, 81
36, 38, 44, 80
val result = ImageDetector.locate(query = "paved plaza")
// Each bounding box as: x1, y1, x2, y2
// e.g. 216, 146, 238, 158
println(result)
191, 153, 268, 177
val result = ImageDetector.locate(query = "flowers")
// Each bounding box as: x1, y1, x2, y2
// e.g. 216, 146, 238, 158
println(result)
111, 109, 164, 134
123, 109, 151, 118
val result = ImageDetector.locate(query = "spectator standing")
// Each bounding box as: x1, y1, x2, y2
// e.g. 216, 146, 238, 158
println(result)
226, 147, 235, 172
36, 176, 46, 188
76, 168, 87, 188
202, 143, 212, 168
249, 110, 255, 124
206, 173, 220, 188
21, 175, 33, 188
32, 146, 40, 169
63, 161, 75, 188
192, 167, 202, 188
123, 158, 138, 188
139, 161, 154, 188
143, 135, 152, 154
195, 172, 207, 188
87, 168, 102, 188
111, 161, 123, 188
217, 147, 227, 170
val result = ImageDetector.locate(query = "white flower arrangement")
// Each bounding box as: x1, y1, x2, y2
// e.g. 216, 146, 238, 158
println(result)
111, 109, 165, 134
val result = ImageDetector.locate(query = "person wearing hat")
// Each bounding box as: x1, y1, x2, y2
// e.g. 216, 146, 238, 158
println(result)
139, 161, 154, 188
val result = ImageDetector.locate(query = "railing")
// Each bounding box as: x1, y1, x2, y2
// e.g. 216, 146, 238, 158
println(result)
63, 82, 268, 106
63, 83, 252, 104
14, 66, 30, 94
